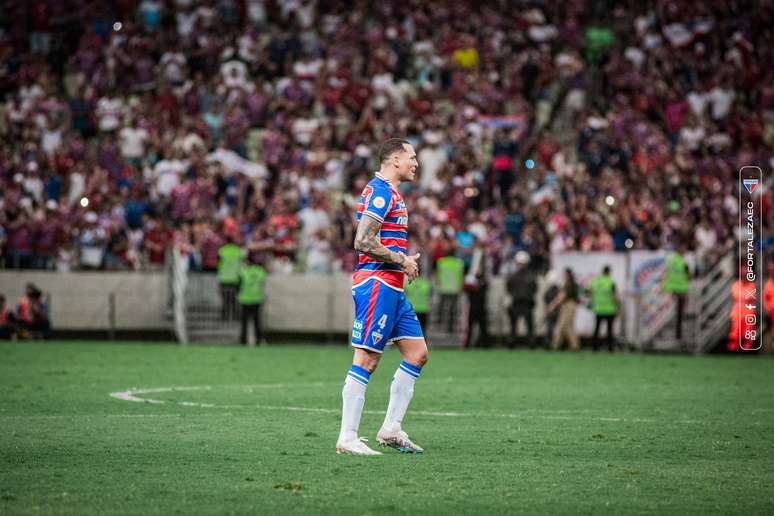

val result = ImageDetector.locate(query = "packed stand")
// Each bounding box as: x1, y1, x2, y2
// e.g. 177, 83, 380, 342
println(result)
0, 0, 772, 278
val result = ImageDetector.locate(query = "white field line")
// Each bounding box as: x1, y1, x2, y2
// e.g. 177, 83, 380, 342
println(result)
0, 414, 190, 419
107, 385, 700, 424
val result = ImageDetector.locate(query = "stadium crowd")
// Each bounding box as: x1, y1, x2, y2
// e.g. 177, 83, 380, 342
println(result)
1, 0, 772, 280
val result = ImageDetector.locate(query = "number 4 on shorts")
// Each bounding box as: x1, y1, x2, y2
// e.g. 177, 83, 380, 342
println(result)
377, 314, 388, 329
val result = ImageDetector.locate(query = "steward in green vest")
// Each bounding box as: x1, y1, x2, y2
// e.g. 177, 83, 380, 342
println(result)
239, 257, 267, 346
436, 256, 464, 294
436, 255, 465, 333
218, 243, 242, 284
405, 276, 432, 333
663, 252, 690, 295
591, 265, 618, 351
663, 246, 691, 340
217, 240, 242, 321
590, 275, 617, 316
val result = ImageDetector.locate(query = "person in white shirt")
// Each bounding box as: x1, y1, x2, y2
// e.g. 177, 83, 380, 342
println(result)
96, 93, 124, 132
687, 87, 708, 118
238, 29, 260, 64
41, 117, 62, 155
159, 50, 188, 85
695, 218, 718, 274
246, 0, 267, 24
19, 81, 44, 112
23, 166, 44, 202
220, 52, 249, 91
119, 120, 149, 161
175, 7, 198, 39
291, 115, 319, 146
67, 166, 86, 207
306, 228, 332, 273
282, 0, 316, 29
678, 116, 706, 151
153, 153, 188, 197
298, 194, 330, 245
708, 83, 735, 120
417, 131, 448, 192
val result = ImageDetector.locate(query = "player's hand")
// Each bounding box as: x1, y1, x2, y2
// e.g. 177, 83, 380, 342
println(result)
400, 253, 420, 282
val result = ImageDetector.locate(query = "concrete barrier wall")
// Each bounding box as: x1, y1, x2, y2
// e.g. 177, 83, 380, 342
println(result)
0, 271, 360, 332
0, 271, 170, 329
181, 272, 525, 335
263, 274, 354, 332
0, 271, 536, 335
3, 250, 692, 341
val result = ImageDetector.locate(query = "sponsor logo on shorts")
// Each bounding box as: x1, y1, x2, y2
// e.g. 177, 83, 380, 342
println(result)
353, 320, 364, 330
352, 330, 362, 339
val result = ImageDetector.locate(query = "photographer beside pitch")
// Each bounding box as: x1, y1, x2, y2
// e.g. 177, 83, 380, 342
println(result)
336, 139, 427, 456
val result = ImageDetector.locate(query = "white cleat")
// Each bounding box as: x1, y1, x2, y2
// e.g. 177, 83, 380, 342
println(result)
335, 437, 383, 456
376, 429, 424, 454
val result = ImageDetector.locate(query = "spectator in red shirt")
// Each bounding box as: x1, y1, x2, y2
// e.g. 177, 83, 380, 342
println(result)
0, 294, 17, 340
143, 215, 170, 269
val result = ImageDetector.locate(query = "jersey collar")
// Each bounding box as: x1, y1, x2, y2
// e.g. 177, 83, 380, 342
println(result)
375, 171, 398, 191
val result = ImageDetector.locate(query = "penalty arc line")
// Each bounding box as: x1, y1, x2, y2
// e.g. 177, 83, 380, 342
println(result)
108, 385, 699, 424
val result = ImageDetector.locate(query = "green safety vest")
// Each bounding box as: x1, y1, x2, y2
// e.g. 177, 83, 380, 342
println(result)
217, 244, 242, 284
663, 253, 689, 294
405, 277, 432, 314
590, 275, 617, 315
437, 256, 464, 294
239, 265, 267, 305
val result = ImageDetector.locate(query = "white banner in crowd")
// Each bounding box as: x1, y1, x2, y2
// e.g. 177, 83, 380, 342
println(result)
628, 251, 672, 341
206, 148, 268, 179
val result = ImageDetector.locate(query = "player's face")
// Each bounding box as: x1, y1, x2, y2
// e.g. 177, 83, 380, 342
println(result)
394, 143, 419, 182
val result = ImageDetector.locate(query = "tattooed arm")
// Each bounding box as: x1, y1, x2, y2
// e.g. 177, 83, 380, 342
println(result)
353, 215, 406, 266
354, 216, 420, 280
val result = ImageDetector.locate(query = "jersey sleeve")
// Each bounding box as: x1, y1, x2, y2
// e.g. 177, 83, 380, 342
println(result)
362, 186, 393, 223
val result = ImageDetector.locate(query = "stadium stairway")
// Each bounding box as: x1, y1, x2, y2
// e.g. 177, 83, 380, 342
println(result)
182, 273, 241, 345
691, 252, 736, 354
185, 304, 241, 345
639, 251, 734, 353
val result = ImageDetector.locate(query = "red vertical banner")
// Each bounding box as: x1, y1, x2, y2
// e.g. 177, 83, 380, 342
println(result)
738, 166, 763, 351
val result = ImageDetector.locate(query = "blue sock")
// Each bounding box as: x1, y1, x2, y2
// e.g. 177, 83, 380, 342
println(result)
347, 364, 371, 386
397, 360, 422, 379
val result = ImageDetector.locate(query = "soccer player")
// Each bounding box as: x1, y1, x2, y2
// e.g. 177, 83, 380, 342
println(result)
336, 138, 427, 456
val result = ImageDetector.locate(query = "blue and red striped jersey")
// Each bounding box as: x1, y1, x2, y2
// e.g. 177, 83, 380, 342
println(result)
353, 172, 408, 291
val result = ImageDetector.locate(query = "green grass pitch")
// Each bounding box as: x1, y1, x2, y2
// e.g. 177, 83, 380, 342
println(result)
1, 341, 773, 515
